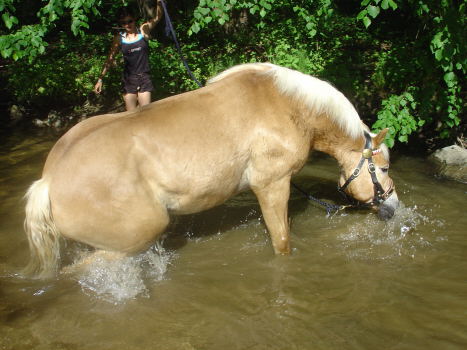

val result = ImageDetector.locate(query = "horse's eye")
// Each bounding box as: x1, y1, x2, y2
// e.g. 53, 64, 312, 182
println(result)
381, 167, 389, 173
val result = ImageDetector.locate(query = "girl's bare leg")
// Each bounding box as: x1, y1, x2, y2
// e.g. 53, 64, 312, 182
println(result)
137, 91, 151, 107
123, 93, 138, 111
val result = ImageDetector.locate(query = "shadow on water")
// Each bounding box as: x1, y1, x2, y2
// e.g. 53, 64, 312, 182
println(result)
163, 174, 346, 252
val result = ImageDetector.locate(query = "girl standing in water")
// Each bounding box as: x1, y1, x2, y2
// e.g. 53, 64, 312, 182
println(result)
94, 2, 163, 111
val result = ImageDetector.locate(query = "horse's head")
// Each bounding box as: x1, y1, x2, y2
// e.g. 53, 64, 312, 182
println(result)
338, 128, 399, 220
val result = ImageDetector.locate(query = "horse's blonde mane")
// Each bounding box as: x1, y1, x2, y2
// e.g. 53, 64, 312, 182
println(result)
208, 63, 364, 139
207, 62, 276, 84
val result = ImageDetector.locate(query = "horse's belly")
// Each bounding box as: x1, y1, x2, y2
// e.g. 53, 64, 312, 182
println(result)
166, 192, 235, 215
161, 173, 249, 215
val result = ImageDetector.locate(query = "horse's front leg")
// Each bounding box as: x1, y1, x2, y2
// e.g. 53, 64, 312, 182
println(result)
252, 176, 291, 254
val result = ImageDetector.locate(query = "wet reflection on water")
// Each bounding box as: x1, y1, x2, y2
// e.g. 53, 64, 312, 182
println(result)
1, 128, 466, 350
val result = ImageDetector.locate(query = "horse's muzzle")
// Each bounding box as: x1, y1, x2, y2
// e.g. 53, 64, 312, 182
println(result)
377, 191, 399, 220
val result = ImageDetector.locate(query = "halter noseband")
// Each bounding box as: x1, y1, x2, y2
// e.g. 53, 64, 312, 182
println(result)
337, 132, 394, 207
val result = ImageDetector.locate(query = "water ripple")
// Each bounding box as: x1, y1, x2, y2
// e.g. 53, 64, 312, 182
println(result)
336, 203, 445, 260
74, 244, 175, 304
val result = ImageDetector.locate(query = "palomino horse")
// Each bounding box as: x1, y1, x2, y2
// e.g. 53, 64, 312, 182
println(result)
24, 63, 399, 278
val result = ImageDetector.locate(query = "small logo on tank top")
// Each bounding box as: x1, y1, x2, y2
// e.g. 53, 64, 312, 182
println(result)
128, 47, 142, 54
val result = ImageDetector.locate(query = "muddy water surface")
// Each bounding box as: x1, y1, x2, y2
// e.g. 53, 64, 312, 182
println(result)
1, 128, 466, 350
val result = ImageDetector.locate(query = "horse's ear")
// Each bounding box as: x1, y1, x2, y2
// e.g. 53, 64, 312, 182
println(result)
373, 128, 389, 148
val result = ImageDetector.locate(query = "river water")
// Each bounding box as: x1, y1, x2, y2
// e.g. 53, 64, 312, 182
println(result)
1, 127, 466, 350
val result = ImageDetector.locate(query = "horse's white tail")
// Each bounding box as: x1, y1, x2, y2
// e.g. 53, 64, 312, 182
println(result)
23, 179, 61, 278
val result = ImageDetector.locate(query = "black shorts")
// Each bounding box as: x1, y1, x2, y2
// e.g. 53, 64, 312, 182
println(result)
122, 72, 154, 94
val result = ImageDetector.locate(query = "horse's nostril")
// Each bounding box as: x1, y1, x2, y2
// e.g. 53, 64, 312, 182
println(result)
378, 203, 395, 220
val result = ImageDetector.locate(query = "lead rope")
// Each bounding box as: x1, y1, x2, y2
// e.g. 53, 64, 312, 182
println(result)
159, 0, 203, 87
291, 183, 347, 216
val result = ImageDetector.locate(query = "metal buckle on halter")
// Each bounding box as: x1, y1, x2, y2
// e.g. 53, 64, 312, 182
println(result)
352, 168, 360, 177
362, 148, 373, 159
368, 162, 376, 173
380, 183, 395, 201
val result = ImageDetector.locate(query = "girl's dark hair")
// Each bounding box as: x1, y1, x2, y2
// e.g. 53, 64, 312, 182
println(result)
117, 6, 137, 20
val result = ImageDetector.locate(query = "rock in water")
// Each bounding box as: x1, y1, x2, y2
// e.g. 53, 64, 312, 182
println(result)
429, 145, 467, 183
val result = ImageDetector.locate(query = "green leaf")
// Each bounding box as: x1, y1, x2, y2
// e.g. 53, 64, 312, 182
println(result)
363, 16, 371, 28
2, 47, 12, 58
434, 49, 443, 61
199, 7, 210, 15
443, 71, 456, 85
388, 0, 398, 10
250, 5, 259, 15
367, 5, 380, 18
357, 10, 366, 20
190, 22, 200, 34
2, 12, 15, 29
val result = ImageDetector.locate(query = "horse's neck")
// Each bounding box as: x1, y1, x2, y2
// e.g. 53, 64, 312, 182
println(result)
311, 123, 364, 167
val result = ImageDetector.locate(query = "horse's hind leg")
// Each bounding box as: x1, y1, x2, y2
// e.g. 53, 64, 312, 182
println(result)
61, 250, 127, 276
57, 196, 170, 275
252, 176, 291, 254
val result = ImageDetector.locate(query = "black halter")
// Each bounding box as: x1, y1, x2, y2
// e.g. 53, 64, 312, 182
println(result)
337, 132, 394, 207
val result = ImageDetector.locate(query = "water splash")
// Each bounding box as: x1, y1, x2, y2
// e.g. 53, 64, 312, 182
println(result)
74, 243, 174, 304
337, 203, 445, 260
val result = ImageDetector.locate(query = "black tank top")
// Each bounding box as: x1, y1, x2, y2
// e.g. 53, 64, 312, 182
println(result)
120, 32, 150, 76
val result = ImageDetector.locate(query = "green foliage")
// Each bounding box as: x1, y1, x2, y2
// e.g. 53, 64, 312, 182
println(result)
189, 0, 333, 38
5, 33, 120, 109
0, 0, 18, 29
372, 90, 425, 147
429, 5, 465, 137
0, 24, 47, 61
189, 0, 235, 33
0, 0, 102, 62
357, 0, 465, 144
291, 0, 333, 38
262, 35, 325, 75
189, 0, 276, 34
357, 0, 398, 28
